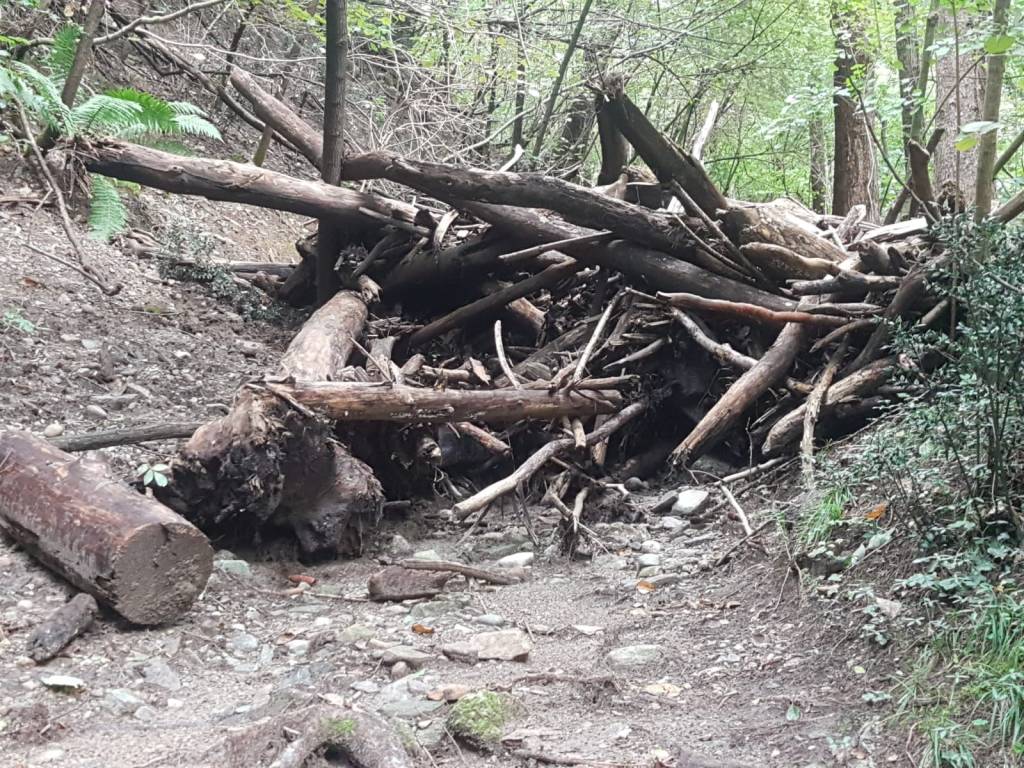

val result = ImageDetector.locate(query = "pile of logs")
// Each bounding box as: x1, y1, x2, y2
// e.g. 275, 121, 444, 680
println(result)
58, 72, 975, 560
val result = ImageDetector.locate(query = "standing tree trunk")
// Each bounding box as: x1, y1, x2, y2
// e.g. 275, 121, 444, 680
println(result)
894, 0, 920, 150
317, 0, 350, 305
531, 0, 595, 159
809, 117, 829, 213
511, 47, 527, 152
60, 0, 106, 108
832, 13, 880, 221
933, 5, 986, 208
974, 0, 1012, 221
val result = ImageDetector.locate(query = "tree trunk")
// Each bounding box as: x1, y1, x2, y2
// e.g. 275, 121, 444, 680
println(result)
809, 117, 829, 213
894, 0, 921, 149
933, 6, 985, 207
0, 431, 212, 625
974, 0, 1012, 222
318, 0, 350, 305
596, 93, 629, 185
532, 0, 595, 158
160, 291, 384, 559
231, 68, 323, 170
60, 0, 106, 107
832, 13, 880, 221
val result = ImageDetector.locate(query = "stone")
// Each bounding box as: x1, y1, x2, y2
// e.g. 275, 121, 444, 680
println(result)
462, 531, 532, 561
142, 659, 181, 691
572, 625, 604, 636
671, 488, 710, 517
641, 540, 663, 554
413, 549, 441, 561
375, 677, 444, 719
496, 552, 534, 568
606, 644, 666, 669
391, 661, 411, 680
338, 624, 376, 644
379, 646, 432, 668
409, 599, 459, 620
387, 534, 414, 558
637, 553, 661, 568
236, 340, 261, 356
40, 675, 86, 692
351, 680, 380, 694
368, 566, 451, 602
656, 516, 688, 531
133, 706, 158, 722
448, 629, 532, 663
230, 633, 260, 654
35, 748, 65, 764
637, 566, 662, 579
42, 423, 64, 438
214, 559, 252, 578
645, 573, 682, 588
84, 404, 108, 421
286, 639, 310, 657
474, 614, 506, 627
105, 688, 146, 715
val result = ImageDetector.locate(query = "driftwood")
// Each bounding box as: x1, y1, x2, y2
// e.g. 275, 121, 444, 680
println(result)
50, 421, 203, 452
0, 431, 212, 624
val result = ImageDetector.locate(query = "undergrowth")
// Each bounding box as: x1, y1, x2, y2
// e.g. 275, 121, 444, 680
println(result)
800, 218, 1024, 767
155, 225, 289, 323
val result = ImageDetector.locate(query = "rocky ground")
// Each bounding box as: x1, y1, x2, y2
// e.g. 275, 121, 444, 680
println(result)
0, 156, 907, 768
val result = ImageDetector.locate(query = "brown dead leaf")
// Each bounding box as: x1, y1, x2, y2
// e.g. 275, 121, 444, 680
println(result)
636, 580, 656, 594
865, 502, 888, 522
287, 574, 317, 586
411, 623, 435, 635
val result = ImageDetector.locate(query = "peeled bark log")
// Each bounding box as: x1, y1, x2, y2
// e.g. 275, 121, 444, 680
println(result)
0, 431, 212, 624
723, 205, 848, 264
275, 382, 622, 424
739, 242, 839, 281
161, 292, 383, 559
658, 292, 849, 327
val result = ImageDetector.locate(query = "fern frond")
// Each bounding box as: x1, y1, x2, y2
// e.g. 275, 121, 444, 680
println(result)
145, 138, 193, 155
71, 94, 144, 136
104, 87, 176, 133
5, 62, 72, 133
168, 100, 206, 116
171, 113, 221, 140
47, 25, 82, 83
88, 174, 127, 241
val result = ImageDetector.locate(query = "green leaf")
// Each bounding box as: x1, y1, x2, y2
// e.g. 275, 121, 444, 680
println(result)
984, 34, 1015, 55
959, 120, 999, 135
152, 464, 170, 473
152, 472, 169, 488
786, 703, 801, 721
955, 134, 979, 152
136, 463, 149, 476
47, 24, 82, 82
87, 174, 127, 241
143, 470, 155, 485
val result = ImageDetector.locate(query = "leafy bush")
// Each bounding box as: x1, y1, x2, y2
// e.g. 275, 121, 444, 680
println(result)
814, 217, 1024, 766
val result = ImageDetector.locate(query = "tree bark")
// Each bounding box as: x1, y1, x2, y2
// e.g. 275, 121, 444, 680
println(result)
27, 593, 98, 663
276, 381, 623, 424
832, 12, 880, 221
933, 6, 985, 207
974, 0, 1012, 222
60, 0, 106, 108
596, 93, 630, 185
0, 432, 212, 625
317, 0, 350, 305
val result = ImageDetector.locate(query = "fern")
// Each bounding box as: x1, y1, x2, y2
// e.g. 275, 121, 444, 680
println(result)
71, 94, 144, 135
87, 174, 127, 241
170, 113, 221, 140
47, 25, 82, 83
0, 61, 72, 133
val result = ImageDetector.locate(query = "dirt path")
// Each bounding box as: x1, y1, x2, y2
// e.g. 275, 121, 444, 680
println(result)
0, 182, 900, 768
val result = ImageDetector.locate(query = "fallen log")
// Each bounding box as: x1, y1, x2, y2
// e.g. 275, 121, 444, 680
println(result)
657, 292, 850, 327
763, 357, 896, 455
272, 381, 622, 424
50, 421, 203, 452
463, 202, 797, 312
671, 314, 809, 466
740, 242, 839, 281
161, 291, 383, 559
82, 139, 422, 230
0, 431, 212, 624
229, 68, 323, 170
26, 593, 98, 663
